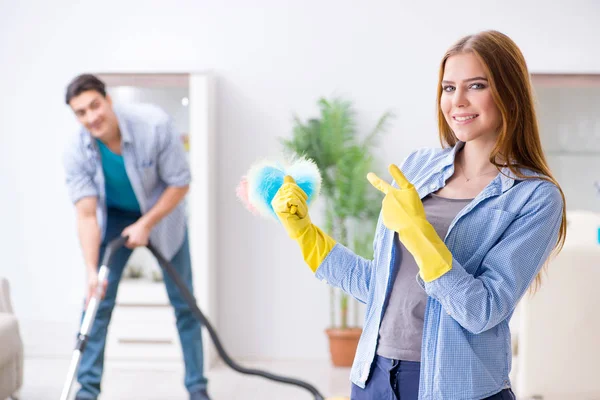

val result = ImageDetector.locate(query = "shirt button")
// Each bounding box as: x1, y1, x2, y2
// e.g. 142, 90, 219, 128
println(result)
321, 279, 328, 284
429, 184, 436, 190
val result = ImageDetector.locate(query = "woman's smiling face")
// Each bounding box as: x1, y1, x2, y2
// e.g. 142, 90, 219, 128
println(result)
440, 52, 502, 145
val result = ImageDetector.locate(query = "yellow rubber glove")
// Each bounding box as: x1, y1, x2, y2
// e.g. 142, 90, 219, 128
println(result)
271, 176, 337, 273
368, 164, 452, 282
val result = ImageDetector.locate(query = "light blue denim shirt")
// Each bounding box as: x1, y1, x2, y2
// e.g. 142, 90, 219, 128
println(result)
63, 103, 190, 260
315, 141, 563, 400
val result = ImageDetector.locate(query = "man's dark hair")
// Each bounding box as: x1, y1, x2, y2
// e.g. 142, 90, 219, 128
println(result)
65, 74, 106, 105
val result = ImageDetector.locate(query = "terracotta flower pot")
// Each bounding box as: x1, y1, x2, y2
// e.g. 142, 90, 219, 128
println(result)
325, 327, 362, 367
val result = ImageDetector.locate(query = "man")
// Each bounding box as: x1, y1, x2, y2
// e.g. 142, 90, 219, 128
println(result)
63, 74, 210, 400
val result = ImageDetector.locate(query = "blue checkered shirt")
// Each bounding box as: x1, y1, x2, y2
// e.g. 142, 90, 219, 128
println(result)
315, 141, 563, 399
63, 103, 190, 260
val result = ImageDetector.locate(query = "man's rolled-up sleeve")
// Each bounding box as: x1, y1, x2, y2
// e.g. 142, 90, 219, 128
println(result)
63, 140, 98, 204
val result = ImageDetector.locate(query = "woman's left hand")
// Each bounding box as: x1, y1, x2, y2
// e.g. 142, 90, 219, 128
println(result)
368, 164, 453, 282
367, 164, 427, 232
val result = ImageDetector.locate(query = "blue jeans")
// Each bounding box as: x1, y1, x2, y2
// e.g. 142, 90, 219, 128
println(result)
351, 355, 515, 400
76, 208, 207, 399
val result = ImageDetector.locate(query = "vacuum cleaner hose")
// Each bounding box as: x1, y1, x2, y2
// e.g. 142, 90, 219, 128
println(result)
143, 241, 326, 400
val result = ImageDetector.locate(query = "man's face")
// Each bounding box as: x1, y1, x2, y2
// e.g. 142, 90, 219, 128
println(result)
69, 90, 116, 140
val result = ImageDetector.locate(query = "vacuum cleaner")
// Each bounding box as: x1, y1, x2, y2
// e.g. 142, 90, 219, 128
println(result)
60, 236, 348, 400
61, 156, 350, 399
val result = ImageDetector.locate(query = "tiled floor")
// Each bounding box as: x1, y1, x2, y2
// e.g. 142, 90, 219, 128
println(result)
20, 357, 351, 399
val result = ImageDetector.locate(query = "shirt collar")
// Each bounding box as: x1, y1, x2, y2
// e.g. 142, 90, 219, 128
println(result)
439, 140, 538, 193
114, 106, 133, 144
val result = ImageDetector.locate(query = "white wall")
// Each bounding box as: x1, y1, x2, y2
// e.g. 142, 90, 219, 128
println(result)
1, 0, 599, 360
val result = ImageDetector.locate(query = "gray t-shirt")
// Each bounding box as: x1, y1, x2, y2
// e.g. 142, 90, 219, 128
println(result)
376, 193, 472, 361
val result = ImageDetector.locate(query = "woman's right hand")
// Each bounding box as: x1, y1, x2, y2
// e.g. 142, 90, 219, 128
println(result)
271, 176, 313, 239
271, 175, 337, 273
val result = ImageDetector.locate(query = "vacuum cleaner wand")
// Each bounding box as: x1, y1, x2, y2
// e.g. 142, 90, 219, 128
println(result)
60, 236, 128, 400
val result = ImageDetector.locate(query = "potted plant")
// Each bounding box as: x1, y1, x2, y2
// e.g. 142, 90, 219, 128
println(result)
281, 97, 393, 366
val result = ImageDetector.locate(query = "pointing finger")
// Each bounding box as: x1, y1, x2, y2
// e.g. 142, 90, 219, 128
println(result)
388, 164, 413, 190
367, 172, 392, 194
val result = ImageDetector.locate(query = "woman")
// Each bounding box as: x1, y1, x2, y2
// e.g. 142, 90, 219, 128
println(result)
272, 30, 566, 400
